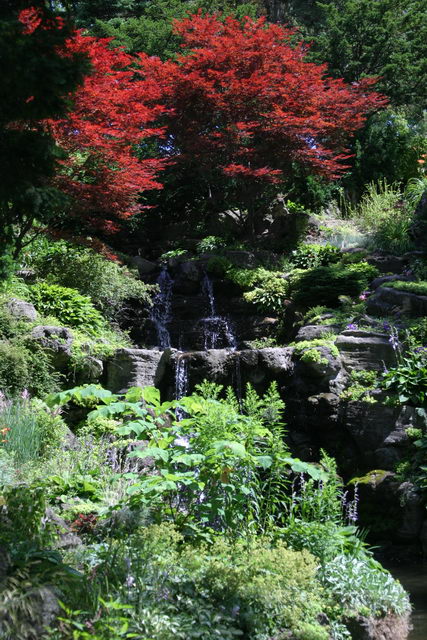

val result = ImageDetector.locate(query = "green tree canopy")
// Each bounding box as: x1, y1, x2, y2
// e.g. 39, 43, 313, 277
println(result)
0, 1, 89, 274
73, 0, 262, 57
308, 0, 427, 113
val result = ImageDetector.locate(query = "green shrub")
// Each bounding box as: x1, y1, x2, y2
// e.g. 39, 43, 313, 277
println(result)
176, 537, 327, 640
350, 180, 413, 253
0, 307, 29, 340
57, 526, 329, 640
290, 243, 342, 269
381, 347, 427, 406
340, 369, 379, 403
292, 263, 378, 308
196, 235, 228, 253
0, 337, 61, 397
0, 341, 29, 394
282, 520, 364, 564
320, 554, 410, 616
226, 266, 290, 314
25, 240, 154, 320
384, 280, 427, 296
244, 277, 288, 313
28, 283, 104, 333
293, 337, 339, 361
30, 399, 68, 455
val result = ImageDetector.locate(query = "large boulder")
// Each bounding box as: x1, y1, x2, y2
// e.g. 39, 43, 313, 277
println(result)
366, 286, 427, 318
6, 298, 37, 321
294, 324, 341, 342
107, 348, 169, 393
335, 329, 396, 371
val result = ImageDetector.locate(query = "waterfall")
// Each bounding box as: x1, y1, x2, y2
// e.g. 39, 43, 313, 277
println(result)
202, 273, 216, 317
233, 352, 243, 409
175, 354, 189, 401
174, 354, 189, 422
199, 274, 237, 350
150, 267, 174, 349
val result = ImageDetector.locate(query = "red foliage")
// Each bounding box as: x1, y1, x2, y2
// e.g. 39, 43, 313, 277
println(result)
136, 13, 387, 193
46, 33, 167, 234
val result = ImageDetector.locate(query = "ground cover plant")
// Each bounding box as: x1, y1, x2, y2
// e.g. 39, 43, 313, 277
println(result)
0, 380, 410, 639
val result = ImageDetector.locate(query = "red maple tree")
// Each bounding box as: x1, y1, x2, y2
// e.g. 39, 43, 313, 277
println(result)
46, 33, 167, 236
136, 12, 387, 224
18, 5, 166, 241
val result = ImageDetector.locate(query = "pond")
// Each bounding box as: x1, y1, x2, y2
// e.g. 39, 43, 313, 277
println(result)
388, 563, 427, 640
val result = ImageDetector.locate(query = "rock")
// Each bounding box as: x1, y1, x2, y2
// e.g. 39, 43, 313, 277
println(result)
336, 329, 396, 371
222, 250, 259, 268
107, 348, 169, 393
396, 482, 424, 542
371, 274, 414, 290
366, 254, 407, 274
366, 286, 427, 318
131, 256, 157, 275
258, 347, 294, 374
27, 586, 61, 638
173, 260, 202, 294
297, 345, 341, 379
30, 325, 73, 370
6, 298, 38, 321
419, 519, 427, 556
343, 402, 401, 456
345, 612, 411, 640
294, 324, 341, 341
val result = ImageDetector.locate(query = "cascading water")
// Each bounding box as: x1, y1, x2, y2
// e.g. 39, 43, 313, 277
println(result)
174, 354, 189, 421
175, 354, 189, 402
150, 267, 174, 349
199, 273, 237, 350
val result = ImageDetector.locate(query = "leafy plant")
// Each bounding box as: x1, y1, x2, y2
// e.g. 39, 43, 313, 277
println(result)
381, 347, 427, 406
27, 239, 154, 320
290, 243, 342, 269
340, 369, 379, 403
320, 554, 410, 617
196, 235, 228, 253
28, 283, 104, 333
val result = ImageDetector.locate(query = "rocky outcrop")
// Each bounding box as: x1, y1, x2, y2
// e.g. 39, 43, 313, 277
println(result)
107, 348, 170, 393
336, 329, 396, 371
6, 298, 37, 321
294, 324, 341, 341
31, 325, 73, 370
367, 286, 427, 318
